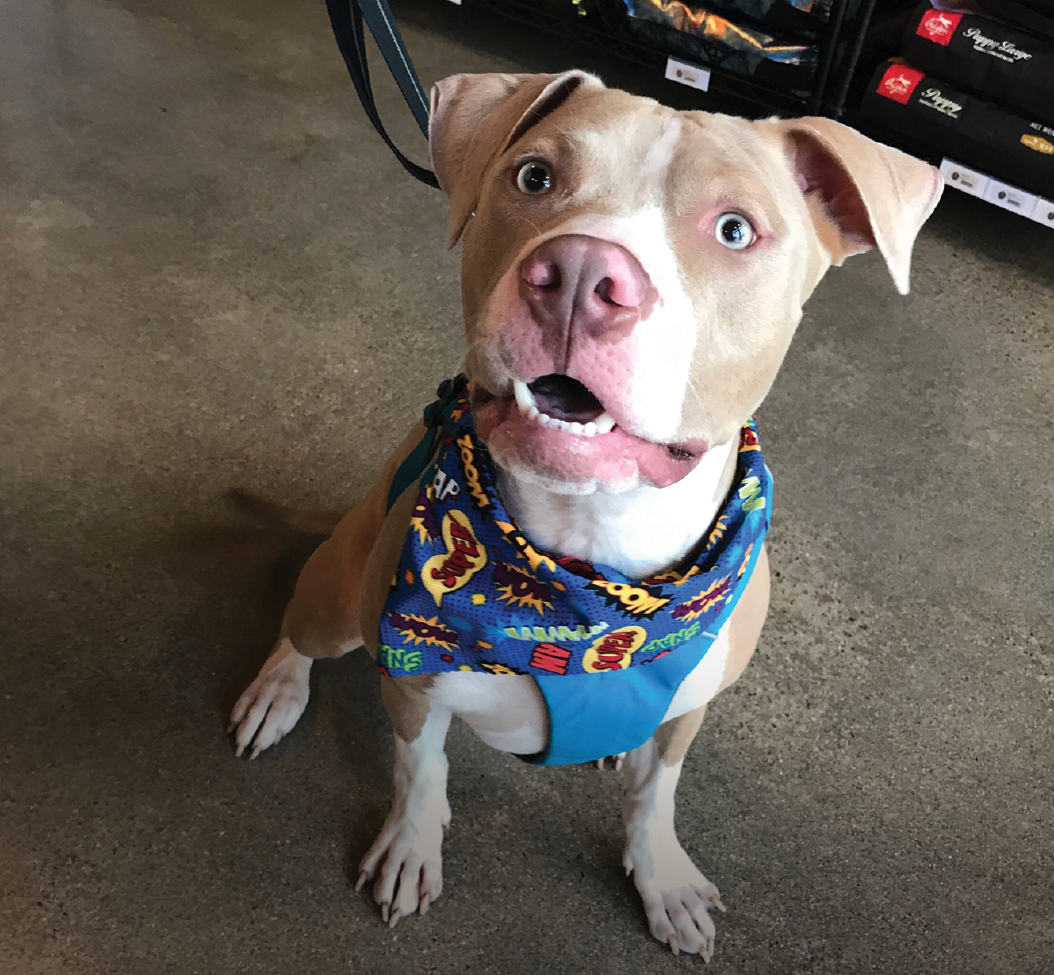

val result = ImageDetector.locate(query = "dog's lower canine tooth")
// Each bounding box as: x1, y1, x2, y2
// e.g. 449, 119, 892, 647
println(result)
594, 412, 616, 434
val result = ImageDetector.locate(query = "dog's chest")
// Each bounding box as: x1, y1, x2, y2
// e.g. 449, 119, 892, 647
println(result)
431, 447, 740, 755
433, 620, 732, 755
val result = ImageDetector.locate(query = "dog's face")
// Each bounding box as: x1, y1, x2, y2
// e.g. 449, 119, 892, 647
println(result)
429, 72, 942, 494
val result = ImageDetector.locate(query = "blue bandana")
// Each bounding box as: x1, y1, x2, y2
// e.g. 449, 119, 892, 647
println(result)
377, 385, 772, 693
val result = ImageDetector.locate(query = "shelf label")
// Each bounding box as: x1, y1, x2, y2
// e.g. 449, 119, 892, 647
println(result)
983, 179, 1038, 217
1030, 198, 1054, 228
665, 58, 710, 92
939, 159, 988, 198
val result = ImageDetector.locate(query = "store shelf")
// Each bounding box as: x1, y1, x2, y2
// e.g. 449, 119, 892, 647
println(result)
840, 2, 1054, 221
447, 0, 852, 116
941, 159, 1054, 229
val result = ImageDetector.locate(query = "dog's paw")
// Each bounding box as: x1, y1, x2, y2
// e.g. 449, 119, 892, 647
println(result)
594, 752, 626, 771
228, 638, 311, 759
356, 814, 445, 928
625, 843, 725, 960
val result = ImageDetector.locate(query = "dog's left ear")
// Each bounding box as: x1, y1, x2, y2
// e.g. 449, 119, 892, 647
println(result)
429, 70, 605, 247
776, 117, 943, 294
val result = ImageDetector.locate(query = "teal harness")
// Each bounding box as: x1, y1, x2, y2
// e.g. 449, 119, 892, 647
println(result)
380, 378, 772, 766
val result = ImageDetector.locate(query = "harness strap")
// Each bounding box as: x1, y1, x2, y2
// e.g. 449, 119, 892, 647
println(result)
323, 0, 441, 189
386, 375, 468, 511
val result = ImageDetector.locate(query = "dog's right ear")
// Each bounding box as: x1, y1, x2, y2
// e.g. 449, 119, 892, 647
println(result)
429, 70, 604, 247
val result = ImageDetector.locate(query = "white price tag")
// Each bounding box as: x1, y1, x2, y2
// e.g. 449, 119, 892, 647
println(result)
939, 159, 989, 198
1029, 198, 1054, 229
665, 58, 711, 92
983, 179, 1038, 217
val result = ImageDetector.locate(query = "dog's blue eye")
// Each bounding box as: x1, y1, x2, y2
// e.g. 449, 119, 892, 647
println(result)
517, 162, 552, 194
715, 212, 755, 250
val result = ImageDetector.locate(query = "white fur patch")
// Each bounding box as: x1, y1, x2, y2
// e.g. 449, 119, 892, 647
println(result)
524, 208, 698, 443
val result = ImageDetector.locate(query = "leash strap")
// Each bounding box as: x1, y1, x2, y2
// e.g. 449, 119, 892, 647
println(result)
323, 0, 441, 189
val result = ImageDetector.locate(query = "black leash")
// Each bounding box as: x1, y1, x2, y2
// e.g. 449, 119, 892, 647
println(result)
323, 0, 441, 189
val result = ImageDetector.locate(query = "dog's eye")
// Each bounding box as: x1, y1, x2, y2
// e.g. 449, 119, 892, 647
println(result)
516, 161, 552, 194
714, 212, 756, 250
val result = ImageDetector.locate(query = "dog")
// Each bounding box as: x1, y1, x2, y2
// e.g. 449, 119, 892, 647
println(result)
228, 70, 942, 959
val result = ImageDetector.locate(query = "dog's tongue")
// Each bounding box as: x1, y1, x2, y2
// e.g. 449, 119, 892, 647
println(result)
528, 374, 606, 424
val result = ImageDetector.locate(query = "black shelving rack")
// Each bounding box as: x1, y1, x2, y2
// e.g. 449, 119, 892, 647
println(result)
449, 0, 857, 117
831, 1, 1054, 227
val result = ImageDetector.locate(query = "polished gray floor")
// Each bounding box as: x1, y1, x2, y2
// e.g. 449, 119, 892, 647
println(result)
2, 1, 1053, 973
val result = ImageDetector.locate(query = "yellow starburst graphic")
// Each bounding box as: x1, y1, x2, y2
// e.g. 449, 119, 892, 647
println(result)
389, 612, 459, 651
493, 562, 553, 616
480, 660, 524, 675
410, 485, 437, 545
737, 543, 754, 578
646, 565, 702, 588
670, 575, 731, 622
707, 515, 730, 550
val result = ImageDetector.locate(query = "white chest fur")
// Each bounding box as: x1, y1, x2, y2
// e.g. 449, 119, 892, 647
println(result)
436, 440, 740, 755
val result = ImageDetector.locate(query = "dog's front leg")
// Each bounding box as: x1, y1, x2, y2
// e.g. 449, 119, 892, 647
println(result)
622, 705, 725, 960
357, 675, 451, 927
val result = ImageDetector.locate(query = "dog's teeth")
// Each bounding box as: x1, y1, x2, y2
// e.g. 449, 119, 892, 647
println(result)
513, 380, 536, 414
530, 409, 606, 437
593, 412, 616, 434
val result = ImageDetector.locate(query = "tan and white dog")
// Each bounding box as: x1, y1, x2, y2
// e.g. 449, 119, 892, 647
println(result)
229, 71, 942, 959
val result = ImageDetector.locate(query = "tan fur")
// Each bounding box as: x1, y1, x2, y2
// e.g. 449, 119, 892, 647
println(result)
358, 482, 421, 661
232, 70, 942, 950
718, 543, 771, 694
381, 673, 436, 744
430, 75, 941, 450
283, 422, 426, 659
653, 706, 708, 767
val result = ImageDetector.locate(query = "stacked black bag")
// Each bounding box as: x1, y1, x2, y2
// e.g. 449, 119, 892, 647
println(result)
977, 0, 1054, 41
860, 3, 1054, 199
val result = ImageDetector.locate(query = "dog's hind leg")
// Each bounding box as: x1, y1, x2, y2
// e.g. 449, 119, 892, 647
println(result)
622, 706, 726, 960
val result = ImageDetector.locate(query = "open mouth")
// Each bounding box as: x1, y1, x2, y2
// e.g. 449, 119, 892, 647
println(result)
471, 374, 707, 489
513, 374, 617, 437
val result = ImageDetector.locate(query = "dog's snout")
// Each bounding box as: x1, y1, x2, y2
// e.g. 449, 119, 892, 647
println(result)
519, 235, 654, 342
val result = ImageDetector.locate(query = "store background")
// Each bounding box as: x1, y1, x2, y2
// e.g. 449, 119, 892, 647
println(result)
1, 0, 1052, 973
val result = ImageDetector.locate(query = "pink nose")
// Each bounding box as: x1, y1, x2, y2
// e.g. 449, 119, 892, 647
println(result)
519, 235, 654, 344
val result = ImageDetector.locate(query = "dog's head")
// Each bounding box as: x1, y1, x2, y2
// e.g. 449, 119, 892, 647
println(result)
429, 71, 942, 494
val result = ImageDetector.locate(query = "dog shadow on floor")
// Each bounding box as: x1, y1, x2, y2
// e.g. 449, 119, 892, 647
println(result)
152, 508, 399, 875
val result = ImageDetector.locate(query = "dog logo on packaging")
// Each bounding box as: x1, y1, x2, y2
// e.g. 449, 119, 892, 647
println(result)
877, 64, 926, 105
916, 10, 962, 46
422, 509, 488, 605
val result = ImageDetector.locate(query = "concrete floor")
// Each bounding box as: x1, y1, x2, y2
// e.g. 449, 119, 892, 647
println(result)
2, 0, 1053, 972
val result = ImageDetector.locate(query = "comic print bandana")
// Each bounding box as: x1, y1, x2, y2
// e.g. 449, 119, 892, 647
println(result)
377, 386, 773, 681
